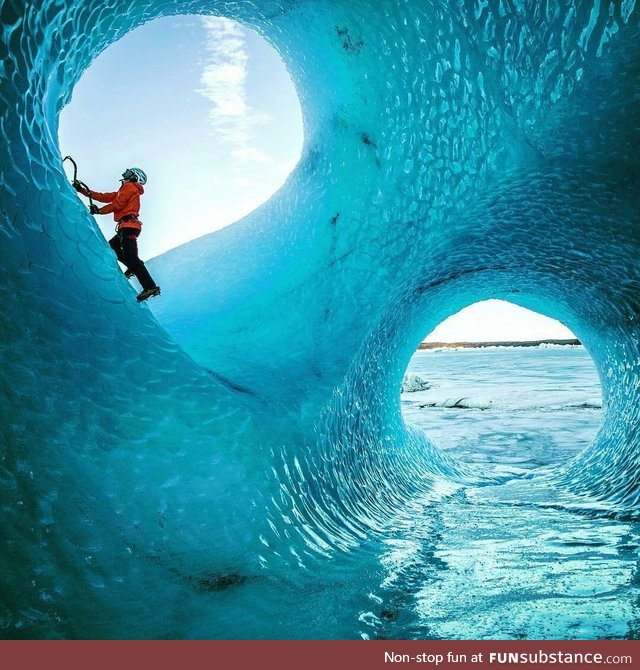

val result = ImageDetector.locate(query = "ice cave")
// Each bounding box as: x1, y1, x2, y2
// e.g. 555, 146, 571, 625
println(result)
1, 0, 639, 639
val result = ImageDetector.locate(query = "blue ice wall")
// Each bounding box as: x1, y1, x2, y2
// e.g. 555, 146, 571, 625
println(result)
1, 0, 639, 638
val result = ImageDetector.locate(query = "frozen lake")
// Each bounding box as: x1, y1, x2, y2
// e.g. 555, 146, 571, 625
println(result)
402, 345, 602, 476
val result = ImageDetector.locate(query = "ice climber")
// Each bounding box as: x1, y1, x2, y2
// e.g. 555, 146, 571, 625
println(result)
73, 167, 161, 303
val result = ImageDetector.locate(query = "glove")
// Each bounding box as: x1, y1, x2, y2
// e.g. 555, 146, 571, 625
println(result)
89, 204, 100, 214
72, 180, 83, 192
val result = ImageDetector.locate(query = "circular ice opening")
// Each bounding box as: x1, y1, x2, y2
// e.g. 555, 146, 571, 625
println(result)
401, 300, 602, 473
59, 15, 303, 258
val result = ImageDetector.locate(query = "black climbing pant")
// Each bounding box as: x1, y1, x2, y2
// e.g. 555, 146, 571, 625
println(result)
109, 228, 156, 291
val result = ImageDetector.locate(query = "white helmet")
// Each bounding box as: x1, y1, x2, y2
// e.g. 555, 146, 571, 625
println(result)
122, 167, 147, 185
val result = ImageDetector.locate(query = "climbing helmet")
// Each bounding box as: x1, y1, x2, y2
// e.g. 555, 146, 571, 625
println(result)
122, 167, 147, 185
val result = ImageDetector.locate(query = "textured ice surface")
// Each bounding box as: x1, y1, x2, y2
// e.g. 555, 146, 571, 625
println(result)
1, 0, 639, 638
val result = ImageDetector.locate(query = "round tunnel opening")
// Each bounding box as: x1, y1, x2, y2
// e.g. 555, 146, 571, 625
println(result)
58, 14, 304, 260
401, 300, 603, 474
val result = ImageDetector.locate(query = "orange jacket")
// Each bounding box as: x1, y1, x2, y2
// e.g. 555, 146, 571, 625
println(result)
82, 181, 144, 231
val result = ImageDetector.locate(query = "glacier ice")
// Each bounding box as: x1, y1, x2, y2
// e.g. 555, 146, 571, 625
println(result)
1, 0, 639, 638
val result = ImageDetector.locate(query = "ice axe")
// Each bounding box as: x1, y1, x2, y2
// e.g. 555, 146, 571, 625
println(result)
63, 155, 95, 210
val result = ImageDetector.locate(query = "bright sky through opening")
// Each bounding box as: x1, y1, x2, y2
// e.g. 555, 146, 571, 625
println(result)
59, 16, 303, 258
426, 300, 575, 343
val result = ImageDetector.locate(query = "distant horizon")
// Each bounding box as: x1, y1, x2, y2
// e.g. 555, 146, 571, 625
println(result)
419, 337, 580, 349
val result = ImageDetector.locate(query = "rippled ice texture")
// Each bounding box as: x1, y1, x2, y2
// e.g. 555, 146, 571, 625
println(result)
1, 0, 639, 639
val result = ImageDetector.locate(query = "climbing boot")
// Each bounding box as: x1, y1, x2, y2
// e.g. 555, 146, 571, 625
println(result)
136, 286, 161, 303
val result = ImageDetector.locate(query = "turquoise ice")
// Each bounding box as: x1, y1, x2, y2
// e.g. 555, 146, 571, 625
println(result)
0, 0, 639, 638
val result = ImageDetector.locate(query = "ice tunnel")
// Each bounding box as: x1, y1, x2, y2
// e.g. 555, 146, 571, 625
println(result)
1, 0, 640, 639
